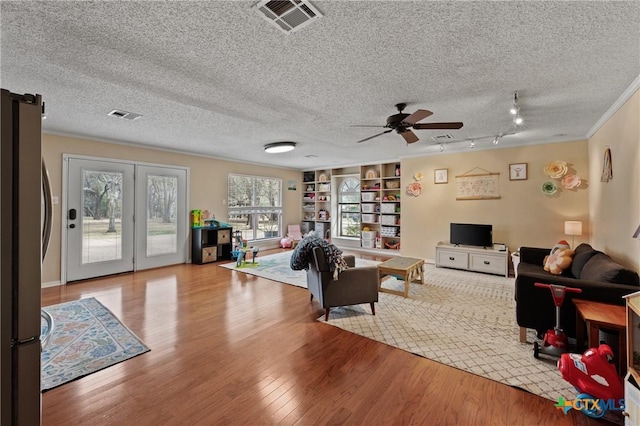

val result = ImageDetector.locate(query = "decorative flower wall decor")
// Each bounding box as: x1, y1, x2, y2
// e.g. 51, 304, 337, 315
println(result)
406, 172, 423, 196
542, 160, 584, 195
543, 160, 568, 179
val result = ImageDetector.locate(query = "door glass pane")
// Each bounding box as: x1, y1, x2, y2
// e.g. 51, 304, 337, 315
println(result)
82, 170, 123, 264
146, 175, 178, 256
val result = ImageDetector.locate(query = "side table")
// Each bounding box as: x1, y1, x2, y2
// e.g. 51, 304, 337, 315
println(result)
573, 299, 627, 376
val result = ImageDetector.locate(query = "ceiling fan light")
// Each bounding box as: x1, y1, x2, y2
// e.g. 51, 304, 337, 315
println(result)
264, 142, 296, 153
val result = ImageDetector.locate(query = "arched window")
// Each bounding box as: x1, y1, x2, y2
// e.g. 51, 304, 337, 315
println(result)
338, 177, 360, 237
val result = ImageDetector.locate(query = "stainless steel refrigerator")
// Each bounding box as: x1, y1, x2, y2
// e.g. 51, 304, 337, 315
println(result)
1, 89, 49, 425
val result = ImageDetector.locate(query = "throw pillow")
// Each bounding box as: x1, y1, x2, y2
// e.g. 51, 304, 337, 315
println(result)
543, 240, 574, 275
570, 245, 598, 278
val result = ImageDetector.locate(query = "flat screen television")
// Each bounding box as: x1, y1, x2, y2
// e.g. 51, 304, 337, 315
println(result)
450, 223, 493, 248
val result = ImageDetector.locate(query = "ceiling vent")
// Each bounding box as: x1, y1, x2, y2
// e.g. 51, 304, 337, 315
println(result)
430, 134, 454, 142
253, 0, 322, 34
108, 109, 142, 121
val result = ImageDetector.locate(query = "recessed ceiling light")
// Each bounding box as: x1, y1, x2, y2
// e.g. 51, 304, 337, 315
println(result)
264, 141, 296, 153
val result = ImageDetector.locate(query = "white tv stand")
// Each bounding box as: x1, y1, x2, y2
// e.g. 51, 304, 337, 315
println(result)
435, 243, 509, 277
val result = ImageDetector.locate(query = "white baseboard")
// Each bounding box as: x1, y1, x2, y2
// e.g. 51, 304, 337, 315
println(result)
42, 281, 62, 288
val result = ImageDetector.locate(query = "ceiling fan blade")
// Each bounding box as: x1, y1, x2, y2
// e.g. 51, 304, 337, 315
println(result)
400, 130, 419, 144
357, 129, 393, 143
349, 125, 386, 128
402, 109, 433, 125
413, 122, 464, 130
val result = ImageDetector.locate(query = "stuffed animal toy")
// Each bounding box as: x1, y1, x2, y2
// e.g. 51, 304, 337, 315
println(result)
543, 240, 574, 275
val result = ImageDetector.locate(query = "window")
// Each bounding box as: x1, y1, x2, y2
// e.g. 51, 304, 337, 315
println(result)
338, 177, 360, 237
227, 174, 282, 241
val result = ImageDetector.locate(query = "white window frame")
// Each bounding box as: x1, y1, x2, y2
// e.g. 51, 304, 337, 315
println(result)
227, 174, 283, 241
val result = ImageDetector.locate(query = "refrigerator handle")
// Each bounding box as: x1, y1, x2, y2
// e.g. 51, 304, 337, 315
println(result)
42, 159, 53, 261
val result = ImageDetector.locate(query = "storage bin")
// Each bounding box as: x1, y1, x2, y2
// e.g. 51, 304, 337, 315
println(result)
361, 239, 375, 248
361, 213, 378, 223
361, 203, 375, 213
380, 215, 397, 225
361, 230, 377, 239
380, 226, 397, 237
380, 203, 397, 213
384, 180, 400, 189
361, 192, 377, 202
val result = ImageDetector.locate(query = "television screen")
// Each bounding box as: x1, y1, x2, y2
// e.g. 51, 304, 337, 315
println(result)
450, 223, 493, 248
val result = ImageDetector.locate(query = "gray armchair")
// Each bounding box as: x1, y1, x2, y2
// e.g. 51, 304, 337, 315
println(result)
307, 247, 379, 321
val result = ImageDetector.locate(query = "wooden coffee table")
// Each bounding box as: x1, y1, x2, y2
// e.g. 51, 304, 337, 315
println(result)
377, 256, 424, 298
573, 299, 627, 376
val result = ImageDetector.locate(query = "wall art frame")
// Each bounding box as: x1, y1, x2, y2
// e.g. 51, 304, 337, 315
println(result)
509, 163, 528, 181
434, 168, 448, 184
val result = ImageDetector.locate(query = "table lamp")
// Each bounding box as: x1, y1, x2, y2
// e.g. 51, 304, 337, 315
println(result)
564, 220, 583, 248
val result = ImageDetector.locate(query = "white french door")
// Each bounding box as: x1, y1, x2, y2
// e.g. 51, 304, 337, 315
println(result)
66, 158, 135, 281
135, 165, 187, 270
65, 157, 188, 282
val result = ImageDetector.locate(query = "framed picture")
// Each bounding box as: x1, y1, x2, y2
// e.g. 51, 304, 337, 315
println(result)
509, 163, 527, 181
434, 168, 448, 184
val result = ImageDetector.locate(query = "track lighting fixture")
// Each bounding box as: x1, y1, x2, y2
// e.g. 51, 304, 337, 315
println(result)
514, 115, 523, 126
469, 140, 475, 148
439, 144, 445, 152
510, 92, 524, 126
510, 92, 519, 115
492, 136, 500, 145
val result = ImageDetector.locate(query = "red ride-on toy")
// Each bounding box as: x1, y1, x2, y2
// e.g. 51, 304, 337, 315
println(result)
533, 283, 582, 359
557, 344, 624, 418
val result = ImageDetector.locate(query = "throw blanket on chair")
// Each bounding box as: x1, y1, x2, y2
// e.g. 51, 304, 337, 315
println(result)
290, 234, 349, 280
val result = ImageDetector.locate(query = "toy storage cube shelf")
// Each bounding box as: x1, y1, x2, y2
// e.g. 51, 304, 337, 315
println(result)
192, 226, 233, 264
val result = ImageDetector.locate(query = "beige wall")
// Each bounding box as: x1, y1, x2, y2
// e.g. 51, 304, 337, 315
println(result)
42, 134, 302, 285
400, 140, 590, 261
588, 89, 640, 271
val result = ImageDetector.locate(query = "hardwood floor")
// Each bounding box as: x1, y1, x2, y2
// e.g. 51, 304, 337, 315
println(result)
41, 250, 607, 425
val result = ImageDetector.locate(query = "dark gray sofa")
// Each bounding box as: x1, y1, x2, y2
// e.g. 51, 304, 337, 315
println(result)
515, 243, 639, 342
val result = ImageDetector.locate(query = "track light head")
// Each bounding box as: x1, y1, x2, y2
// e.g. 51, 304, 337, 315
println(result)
514, 115, 523, 126
492, 136, 500, 145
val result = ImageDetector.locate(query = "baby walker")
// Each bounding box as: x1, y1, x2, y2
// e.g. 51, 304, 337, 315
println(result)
532, 282, 582, 359
557, 344, 624, 418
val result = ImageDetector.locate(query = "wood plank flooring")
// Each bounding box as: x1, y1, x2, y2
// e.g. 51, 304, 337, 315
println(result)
41, 250, 608, 425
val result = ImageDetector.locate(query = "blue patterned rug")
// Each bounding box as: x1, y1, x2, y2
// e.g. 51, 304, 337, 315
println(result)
41, 297, 149, 391
219, 250, 378, 288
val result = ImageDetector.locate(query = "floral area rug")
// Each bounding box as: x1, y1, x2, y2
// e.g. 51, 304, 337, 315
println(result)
321, 264, 577, 403
218, 250, 379, 288
41, 297, 149, 391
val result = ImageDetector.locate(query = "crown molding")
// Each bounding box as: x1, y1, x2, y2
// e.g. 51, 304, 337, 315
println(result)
586, 74, 640, 139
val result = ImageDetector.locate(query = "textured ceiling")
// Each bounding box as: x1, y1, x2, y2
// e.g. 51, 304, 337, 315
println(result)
2, 1, 639, 170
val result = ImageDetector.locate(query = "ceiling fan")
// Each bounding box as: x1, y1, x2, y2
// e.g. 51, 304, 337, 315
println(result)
353, 103, 463, 144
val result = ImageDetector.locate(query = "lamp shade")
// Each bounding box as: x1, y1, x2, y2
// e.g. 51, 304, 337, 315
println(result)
564, 221, 583, 236
264, 142, 296, 153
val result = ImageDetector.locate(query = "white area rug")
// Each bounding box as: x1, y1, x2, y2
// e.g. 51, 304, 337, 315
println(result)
221, 251, 575, 402
218, 250, 378, 288
324, 264, 576, 402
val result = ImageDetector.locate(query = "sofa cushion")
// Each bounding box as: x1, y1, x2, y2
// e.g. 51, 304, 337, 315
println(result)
580, 253, 640, 285
571, 244, 598, 278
